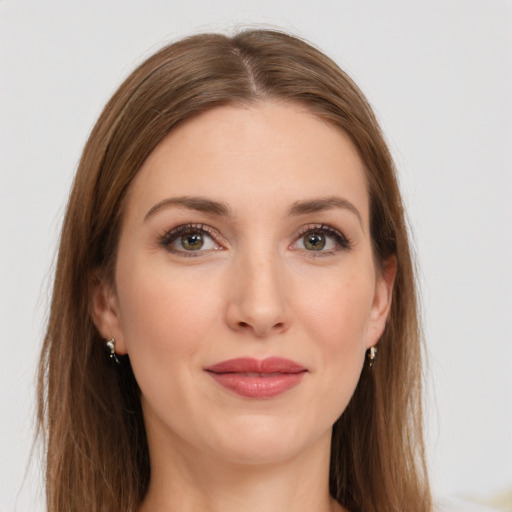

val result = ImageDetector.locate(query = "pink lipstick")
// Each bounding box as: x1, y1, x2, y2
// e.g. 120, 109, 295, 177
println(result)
204, 357, 307, 399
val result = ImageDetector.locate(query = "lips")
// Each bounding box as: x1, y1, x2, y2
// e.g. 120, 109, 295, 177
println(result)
204, 357, 307, 399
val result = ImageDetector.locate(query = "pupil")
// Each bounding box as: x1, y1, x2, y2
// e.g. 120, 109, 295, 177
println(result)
182, 232, 203, 250
305, 233, 325, 250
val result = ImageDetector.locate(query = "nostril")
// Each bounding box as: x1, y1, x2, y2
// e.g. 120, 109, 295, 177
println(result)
238, 320, 285, 333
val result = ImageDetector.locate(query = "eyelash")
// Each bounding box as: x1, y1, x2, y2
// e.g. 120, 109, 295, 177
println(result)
158, 223, 220, 257
294, 224, 353, 255
157, 223, 353, 257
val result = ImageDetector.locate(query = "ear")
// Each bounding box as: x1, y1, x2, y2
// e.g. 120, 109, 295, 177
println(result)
365, 255, 397, 349
89, 271, 127, 354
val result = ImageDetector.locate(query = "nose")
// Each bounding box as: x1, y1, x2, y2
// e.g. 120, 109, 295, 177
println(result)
225, 249, 290, 338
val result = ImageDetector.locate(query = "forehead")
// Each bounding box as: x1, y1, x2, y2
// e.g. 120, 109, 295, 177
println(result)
126, 101, 369, 223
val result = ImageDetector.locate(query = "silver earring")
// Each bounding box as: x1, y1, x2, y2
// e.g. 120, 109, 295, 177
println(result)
106, 338, 120, 365
367, 346, 378, 368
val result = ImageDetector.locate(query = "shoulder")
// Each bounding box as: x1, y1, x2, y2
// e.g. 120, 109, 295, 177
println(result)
434, 496, 503, 512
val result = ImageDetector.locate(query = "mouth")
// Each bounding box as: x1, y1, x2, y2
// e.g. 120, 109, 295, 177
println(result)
204, 357, 307, 399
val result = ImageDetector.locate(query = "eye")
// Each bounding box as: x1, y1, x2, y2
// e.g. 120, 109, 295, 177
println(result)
159, 224, 222, 255
292, 225, 352, 254
302, 232, 330, 251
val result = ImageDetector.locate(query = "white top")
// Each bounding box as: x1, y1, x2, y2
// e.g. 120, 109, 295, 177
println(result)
435, 496, 505, 512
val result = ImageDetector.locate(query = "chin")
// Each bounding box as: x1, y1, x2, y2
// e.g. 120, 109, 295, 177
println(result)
204, 414, 329, 466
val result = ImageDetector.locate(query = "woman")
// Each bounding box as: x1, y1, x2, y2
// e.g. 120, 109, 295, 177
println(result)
38, 29, 431, 511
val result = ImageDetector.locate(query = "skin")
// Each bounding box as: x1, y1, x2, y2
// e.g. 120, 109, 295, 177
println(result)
92, 101, 395, 512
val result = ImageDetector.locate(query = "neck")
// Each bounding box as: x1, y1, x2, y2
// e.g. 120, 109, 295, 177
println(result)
139, 426, 346, 512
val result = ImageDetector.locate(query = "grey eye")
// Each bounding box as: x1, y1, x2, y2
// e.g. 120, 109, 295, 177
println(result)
166, 228, 218, 252
303, 232, 326, 251
180, 232, 205, 250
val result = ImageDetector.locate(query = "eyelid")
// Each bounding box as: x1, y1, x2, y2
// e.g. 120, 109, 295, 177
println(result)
157, 222, 352, 257
158, 223, 225, 256
291, 223, 353, 253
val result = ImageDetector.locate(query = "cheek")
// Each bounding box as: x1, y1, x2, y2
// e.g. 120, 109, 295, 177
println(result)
298, 267, 375, 350
295, 268, 375, 414
115, 258, 222, 363
114, 261, 225, 425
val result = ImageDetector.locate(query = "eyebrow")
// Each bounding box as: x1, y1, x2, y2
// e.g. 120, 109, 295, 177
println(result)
144, 194, 363, 227
144, 196, 232, 221
288, 196, 363, 227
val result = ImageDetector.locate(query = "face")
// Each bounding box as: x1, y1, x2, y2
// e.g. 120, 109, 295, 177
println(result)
92, 101, 394, 467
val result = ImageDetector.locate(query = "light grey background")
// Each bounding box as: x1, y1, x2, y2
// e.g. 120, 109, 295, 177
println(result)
1, 1, 511, 510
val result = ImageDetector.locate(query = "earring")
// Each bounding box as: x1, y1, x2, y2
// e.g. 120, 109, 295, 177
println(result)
106, 338, 120, 365
367, 346, 378, 368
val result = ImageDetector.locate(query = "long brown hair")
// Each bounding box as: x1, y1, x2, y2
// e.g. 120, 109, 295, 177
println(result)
38, 29, 431, 512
